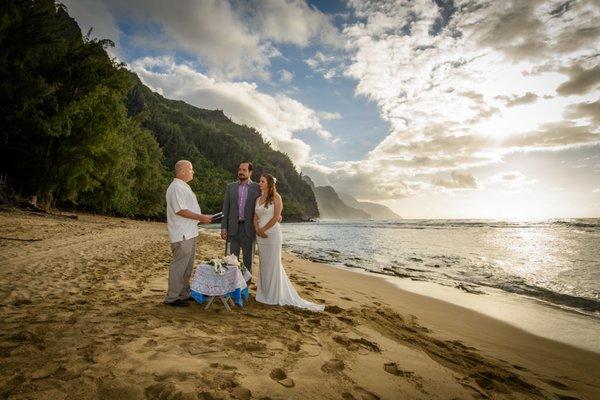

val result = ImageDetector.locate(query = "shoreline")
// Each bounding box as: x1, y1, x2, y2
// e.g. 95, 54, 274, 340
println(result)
2, 210, 599, 399
293, 258, 600, 354
277, 251, 600, 398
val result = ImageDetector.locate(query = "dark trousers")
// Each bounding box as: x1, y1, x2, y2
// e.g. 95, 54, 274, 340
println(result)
229, 222, 254, 273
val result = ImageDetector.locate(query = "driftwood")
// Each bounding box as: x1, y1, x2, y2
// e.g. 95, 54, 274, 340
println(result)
24, 210, 78, 220
8, 200, 79, 220
0, 236, 42, 242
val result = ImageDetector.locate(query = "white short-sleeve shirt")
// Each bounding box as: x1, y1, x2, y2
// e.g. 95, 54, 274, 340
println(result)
166, 178, 201, 243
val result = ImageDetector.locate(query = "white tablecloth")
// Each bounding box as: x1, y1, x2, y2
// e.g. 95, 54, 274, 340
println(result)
190, 263, 249, 296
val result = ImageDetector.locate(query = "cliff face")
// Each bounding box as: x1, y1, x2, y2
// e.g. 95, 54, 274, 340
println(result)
313, 186, 370, 220
309, 180, 402, 220
338, 193, 402, 220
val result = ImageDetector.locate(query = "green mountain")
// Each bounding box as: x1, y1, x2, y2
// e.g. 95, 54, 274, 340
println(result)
0, 0, 318, 221
338, 193, 402, 220
313, 186, 370, 220
126, 75, 319, 220
304, 175, 400, 220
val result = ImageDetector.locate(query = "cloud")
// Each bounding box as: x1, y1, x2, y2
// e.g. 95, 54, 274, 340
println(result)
246, 0, 343, 48
502, 121, 600, 151
311, 0, 600, 202
65, 0, 342, 79
131, 56, 333, 165
306, 51, 333, 69
549, 1, 576, 19
496, 92, 539, 107
459, 91, 501, 122
487, 171, 537, 188
564, 100, 600, 124
432, 171, 479, 189
301, 161, 416, 200
479, 0, 548, 61
323, 69, 337, 80
551, 1, 600, 54
279, 69, 294, 83
556, 64, 600, 96
305, 51, 345, 80
306, 117, 599, 199
65, 0, 600, 207
318, 111, 342, 120
478, 0, 600, 60
429, 0, 458, 36
128, 0, 272, 79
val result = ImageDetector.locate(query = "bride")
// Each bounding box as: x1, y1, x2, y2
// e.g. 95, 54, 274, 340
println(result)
253, 173, 325, 312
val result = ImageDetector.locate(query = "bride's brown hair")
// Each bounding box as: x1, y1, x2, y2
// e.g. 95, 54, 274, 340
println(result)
262, 173, 277, 207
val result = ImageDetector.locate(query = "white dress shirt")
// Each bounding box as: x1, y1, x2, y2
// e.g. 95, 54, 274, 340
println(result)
166, 178, 201, 243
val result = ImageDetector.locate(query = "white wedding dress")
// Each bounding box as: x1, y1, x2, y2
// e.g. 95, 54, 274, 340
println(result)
254, 201, 325, 312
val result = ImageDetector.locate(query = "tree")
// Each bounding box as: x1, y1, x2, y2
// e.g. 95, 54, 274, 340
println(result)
0, 0, 167, 216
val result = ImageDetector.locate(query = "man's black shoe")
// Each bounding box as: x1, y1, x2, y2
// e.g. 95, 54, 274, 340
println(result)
165, 299, 189, 307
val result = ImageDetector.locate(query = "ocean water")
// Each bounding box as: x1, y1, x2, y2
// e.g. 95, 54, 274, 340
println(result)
276, 219, 600, 319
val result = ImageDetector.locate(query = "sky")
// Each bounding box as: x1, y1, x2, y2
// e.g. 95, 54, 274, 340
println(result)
63, 0, 600, 219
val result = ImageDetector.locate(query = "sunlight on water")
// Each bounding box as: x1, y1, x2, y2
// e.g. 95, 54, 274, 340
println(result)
273, 219, 600, 317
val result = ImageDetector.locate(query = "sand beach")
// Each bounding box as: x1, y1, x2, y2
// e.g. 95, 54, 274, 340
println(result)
1, 209, 599, 400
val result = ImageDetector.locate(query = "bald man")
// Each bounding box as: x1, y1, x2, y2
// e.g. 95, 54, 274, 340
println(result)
165, 160, 212, 307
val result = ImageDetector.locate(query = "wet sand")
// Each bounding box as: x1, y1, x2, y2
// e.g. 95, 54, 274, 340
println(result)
1, 209, 599, 399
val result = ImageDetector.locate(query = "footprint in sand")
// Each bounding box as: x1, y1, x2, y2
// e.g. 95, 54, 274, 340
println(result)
384, 363, 427, 394
231, 387, 252, 400
383, 362, 414, 377
286, 342, 301, 352
321, 359, 345, 373
100, 379, 145, 400
210, 363, 237, 371
198, 391, 226, 400
542, 379, 570, 390
29, 365, 58, 380
226, 338, 267, 354
336, 316, 357, 325
143, 338, 158, 348
353, 386, 380, 400
512, 364, 528, 371
199, 364, 241, 390
324, 305, 344, 314
145, 382, 197, 400
270, 368, 295, 388
333, 335, 381, 353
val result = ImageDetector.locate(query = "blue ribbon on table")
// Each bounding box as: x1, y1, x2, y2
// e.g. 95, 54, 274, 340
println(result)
190, 287, 249, 307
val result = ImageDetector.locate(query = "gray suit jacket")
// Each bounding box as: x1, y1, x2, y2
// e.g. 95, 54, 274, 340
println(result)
221, 181, 260, 237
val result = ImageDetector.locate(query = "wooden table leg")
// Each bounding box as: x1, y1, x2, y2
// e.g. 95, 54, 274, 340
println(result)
204, 296, 215, 310
220, 296, 232, 311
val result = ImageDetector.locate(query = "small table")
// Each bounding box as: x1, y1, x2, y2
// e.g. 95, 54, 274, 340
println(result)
190, 263, 250, 311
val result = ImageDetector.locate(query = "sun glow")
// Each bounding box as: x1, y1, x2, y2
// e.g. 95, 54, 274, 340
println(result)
386, 187, 597, 220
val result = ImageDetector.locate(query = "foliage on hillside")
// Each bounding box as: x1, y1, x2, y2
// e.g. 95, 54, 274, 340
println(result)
0, 0, 318, 220
127, 79, 319, 220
